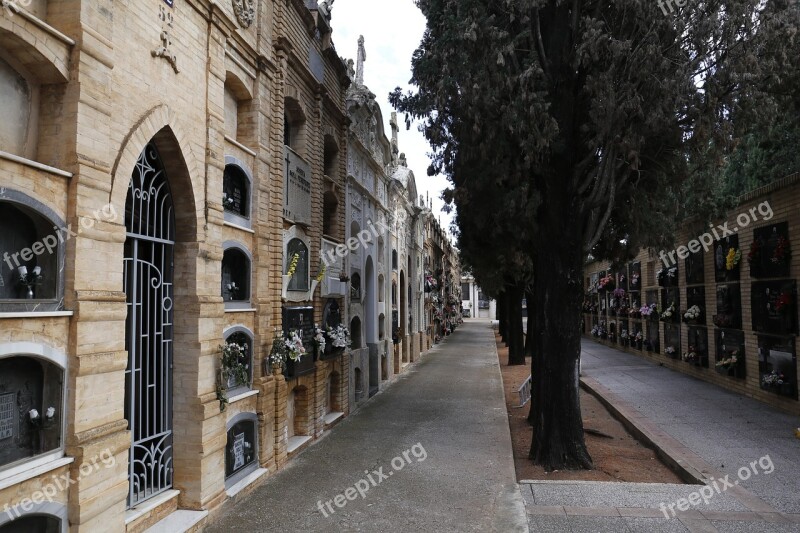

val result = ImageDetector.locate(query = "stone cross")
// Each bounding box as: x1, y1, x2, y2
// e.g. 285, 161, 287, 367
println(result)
390, 112, 400, 161
355, 35, 366, 85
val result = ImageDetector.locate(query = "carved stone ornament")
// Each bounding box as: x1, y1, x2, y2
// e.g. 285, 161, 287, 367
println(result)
152, 31, 179, 74
233, 0, 255, 28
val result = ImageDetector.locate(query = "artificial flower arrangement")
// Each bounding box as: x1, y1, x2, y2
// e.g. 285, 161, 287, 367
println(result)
634, 331, 644, 344
715, 350, 739, 369
772, 236, 790, 264
222, 192, 235, 209
220, 341, 249, 388
725, 247, 742, 271
17, 265, 43, 297
326, 324, 351, 349
683, 305, 703, 323
682, 345, 698, 362
226, 281, 240, 300
315, 264, 327, 283
712, 313, 734, 328
747, 238, 763, 265
773, 291, 792, 314
660, 302, 676, 321
639, 303, 657, 318
598, 274, 615, 291
630, 272, 640, 287
612, 288, 626, 299
268, 329, 306, 369
29, 407, 56, 429
761, 370, 787, 387
313, 325, 326, 353
656, 266, 678, 284
664, 346, 676, 356
618, 274, 626, 285
620, 329, 629, 340
286, 253, 300, 277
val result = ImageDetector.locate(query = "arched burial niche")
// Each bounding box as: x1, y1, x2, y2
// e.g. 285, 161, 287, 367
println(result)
350, 316, 362, 350
0, 501, 68, 533
0, 344, 66, 476
0, 191, 65, 311
224, 412, 259, 489
221, 242, 252, 309
222, 158, 252, 228
223, 326, 254, 391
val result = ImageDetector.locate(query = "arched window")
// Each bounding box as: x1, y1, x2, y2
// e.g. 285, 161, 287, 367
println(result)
392, 281, 397, 306
350, 316, 362, 350
221, 243, 251, 307
392, 250, 398, 270
0, 198, 63, 309
378, 275, 385, 303
350, 273, 361, 300
322, 190, 338, 237
223, 327, 254, 391
323, 135, 339, 178
224, 413, 258, 489
286, 238, 309, 291
222, 159, 252, 227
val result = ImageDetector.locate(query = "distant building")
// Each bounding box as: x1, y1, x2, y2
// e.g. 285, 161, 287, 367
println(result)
461, 274, 496, 319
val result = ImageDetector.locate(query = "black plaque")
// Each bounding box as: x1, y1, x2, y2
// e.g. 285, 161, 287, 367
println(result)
715, 328, 745, 379
751, 280, 797, 335
714, 236, 740, 282
714, 283, 742, 329
225, 420, 257, 479
750, 222, 790, 279
685, 251, 705, 285
283, 306, 315, 377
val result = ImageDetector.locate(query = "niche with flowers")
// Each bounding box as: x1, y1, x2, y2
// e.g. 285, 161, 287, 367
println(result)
0, 196, 64, 312
751, 280, 797, 336
684, 286, 705, 326
282, 306, 315, 378
748, 222, 790, 279
221, 242, 252, 308
683, 326, 708, 368
660, 288, 680, 323
714, 235, 741, 282
715, 329, 745, 379
0, 354, 63, 472
663, 323, 680, 359
222, 328, 253, 391
757, 335, 797, 399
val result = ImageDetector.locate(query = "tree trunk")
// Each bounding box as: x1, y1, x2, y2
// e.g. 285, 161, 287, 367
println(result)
497, 291, 508, 343
525, 289, 534, 358
508, 283, 526, 365
528, 238, 592, 470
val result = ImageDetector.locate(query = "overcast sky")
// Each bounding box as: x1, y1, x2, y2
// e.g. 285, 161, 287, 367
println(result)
329, 0, 456, 239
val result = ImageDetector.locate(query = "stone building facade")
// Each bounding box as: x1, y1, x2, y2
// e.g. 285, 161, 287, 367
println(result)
0, 1, 450, 531
423, 209, 460, 346
584, 173, 800, 416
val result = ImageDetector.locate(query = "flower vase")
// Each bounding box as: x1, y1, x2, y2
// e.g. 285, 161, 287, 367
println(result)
307, 279, 319, 301
281, 275, 291, 299
26, 286, 34, 299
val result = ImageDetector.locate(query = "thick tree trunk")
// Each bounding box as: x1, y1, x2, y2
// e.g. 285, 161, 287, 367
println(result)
525, 289, 535, 358
508, 283, 526, 365
497, 291, 508, 343
528, 239, 592, 470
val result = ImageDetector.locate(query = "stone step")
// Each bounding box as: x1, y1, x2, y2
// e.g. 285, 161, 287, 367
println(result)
143, 510, 208, 533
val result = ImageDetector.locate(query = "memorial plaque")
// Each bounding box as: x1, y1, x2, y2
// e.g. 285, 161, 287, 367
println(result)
283, 147, 312, 225
0, 393, 14, 440
232, 432, 245, 470
282, 306, 315, 377
751, 280, 797, 335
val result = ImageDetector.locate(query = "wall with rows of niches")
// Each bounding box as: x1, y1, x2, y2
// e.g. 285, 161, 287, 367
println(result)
584, 173, 800, 416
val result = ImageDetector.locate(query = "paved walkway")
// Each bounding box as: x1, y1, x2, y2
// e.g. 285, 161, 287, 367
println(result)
522, 339, 800, 532
205, 320, 528, 532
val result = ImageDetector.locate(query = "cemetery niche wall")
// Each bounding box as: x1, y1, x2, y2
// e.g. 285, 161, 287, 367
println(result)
584, 174, 800, 415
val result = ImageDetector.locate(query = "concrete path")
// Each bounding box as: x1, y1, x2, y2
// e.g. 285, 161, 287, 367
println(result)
205, 319, 528, 532
522, 339, 800, 532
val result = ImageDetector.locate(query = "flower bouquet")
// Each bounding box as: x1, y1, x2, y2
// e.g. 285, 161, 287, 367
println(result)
725, 248, 742, 271
222, 192, 236, 210
313, 325, 326, 356
220, 341, 249, 388
660, 302, 676, 322
664, 346, 677, 358
773, 292, 792, 314
640, 303, 657, 319
682, 345, 699, 363
226, 281, 240, 300
634, 331, 643, 349
715, 350, 740, 373
748, 238, 762, 265
772, 236, 790, 264
598, 274, 615, 291
326, 324, 351, 350
29, 407, 57, 429
630, 272, 640, 287
17, 265, 43, 298
683, 305, 703, 324
761, 370, 788, 389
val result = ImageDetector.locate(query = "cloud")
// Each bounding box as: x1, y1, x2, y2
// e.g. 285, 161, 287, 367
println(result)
330, 0, 455, 239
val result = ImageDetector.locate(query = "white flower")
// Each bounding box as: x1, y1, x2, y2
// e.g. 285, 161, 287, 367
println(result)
45, 407, 55, 419
29, 409, 40, 420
